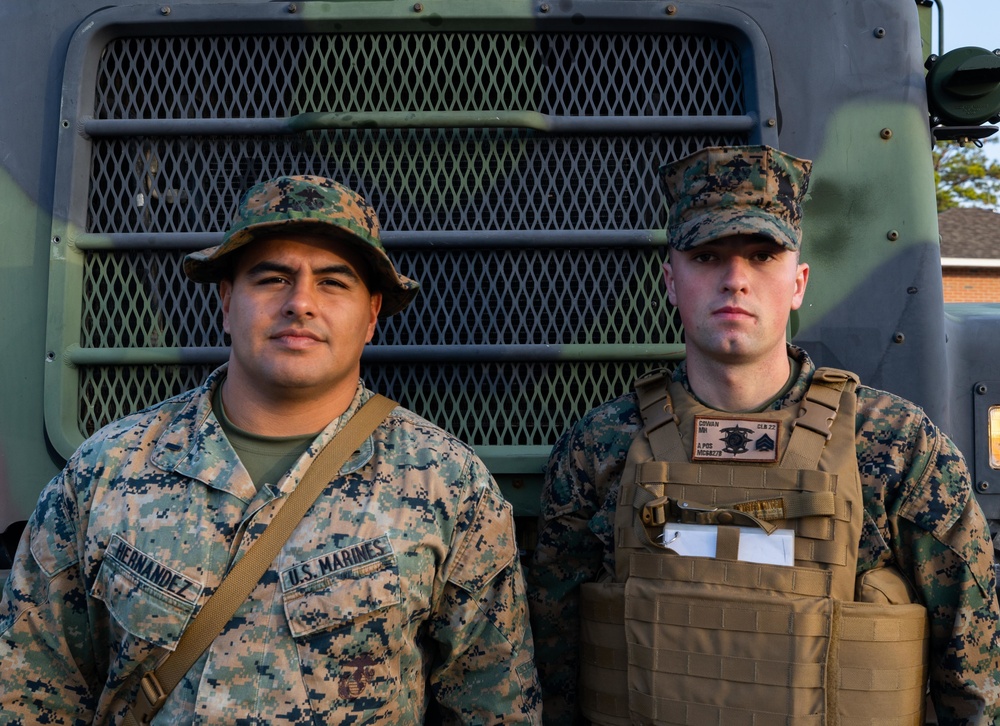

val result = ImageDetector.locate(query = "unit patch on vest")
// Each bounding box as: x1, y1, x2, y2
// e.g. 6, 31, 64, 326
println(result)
692, 416, 780, 462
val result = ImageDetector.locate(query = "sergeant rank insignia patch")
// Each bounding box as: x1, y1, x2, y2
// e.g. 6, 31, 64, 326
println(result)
692, 417, 780, 462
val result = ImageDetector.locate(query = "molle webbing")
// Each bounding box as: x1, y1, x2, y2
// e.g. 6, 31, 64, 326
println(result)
634, 366, 859, 466
622, 369, 864, 599
579, 582, 632, 726
635, 369, 682, 462
582, 570, 928, 726
622, 470, 852, 568
579, 367, 928, 726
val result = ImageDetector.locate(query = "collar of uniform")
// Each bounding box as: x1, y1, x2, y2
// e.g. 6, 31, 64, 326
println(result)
267, 381, 377, 497
149, 370, 378, 500
672, 344, 816, 412
149, 364, 256, 500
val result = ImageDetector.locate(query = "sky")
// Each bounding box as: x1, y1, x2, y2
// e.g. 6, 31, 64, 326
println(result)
939, 0, 1000, 168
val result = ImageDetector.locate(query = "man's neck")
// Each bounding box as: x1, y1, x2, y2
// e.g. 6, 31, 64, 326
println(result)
684, 348, 792, 412
219, 377, 357, 437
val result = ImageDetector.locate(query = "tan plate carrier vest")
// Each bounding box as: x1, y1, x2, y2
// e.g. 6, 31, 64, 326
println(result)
579, 368, 929, 726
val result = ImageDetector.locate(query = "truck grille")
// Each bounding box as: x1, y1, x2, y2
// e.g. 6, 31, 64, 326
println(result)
49, 8, 774, 463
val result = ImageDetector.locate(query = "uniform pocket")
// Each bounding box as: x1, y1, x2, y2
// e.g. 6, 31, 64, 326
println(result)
90, 535, 202, 649
90, 536, 202, 690
281, 536, 402, 720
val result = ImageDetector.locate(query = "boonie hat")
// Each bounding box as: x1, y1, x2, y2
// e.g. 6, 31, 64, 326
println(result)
184, 175, 420, 318
659, 145, 812, 251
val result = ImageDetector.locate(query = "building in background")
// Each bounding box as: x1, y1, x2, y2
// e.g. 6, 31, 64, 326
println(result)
939, 207, 1000, 302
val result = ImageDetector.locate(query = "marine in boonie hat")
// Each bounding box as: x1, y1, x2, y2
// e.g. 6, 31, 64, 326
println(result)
659, 145, 812, 252
184, 175, 420, 318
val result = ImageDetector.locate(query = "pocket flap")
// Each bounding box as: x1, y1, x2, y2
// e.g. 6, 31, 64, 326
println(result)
90, 536, 201, 650
282, 537, 400, 638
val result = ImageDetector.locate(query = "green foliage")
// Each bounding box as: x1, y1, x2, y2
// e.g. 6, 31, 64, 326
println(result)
933, 138, 1000, 212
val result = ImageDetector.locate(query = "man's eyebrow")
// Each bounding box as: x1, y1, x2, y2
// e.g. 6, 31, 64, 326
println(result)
245, 260, 361, 280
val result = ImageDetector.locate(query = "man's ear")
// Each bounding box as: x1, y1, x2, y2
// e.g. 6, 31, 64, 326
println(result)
790, 262, 809, 311
662, 259, 678, 306
365, 292, 383, 343
218, 279, 233, 335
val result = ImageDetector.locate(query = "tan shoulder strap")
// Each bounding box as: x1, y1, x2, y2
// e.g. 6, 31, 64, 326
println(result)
634, 368, 686, 462
125, 394, 398, 726
783, 367, 859, 470
636, 365, 859, 470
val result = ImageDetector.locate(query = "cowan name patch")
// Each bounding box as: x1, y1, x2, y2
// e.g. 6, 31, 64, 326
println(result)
692, 416, 780, 462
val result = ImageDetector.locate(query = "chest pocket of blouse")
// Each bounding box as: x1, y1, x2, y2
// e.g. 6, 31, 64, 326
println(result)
90, 535, 203, 686
281, 535, 402, 720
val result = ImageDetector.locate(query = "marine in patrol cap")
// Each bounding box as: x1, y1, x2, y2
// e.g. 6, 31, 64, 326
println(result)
184, 175, 420, 318
659, 145, 811, 251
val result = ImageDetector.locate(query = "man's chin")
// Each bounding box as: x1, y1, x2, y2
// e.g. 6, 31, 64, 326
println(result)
696, 340, 773, 366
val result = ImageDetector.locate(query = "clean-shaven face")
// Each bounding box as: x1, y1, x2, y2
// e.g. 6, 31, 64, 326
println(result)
663, 235, 809, 367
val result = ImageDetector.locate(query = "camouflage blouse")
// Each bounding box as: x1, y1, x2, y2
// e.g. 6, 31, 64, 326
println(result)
528, 347, 999, 725
0, 366, 541, 724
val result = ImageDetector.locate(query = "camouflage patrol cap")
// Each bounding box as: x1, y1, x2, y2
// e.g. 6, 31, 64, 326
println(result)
184, 175, 419, 317
659, 145, 812, 251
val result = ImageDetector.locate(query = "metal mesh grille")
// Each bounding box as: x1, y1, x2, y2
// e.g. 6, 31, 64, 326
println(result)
83, 250, 216, 349
79, 360, 670, 446
80, 365, 213, 432
364, 361, 672, 447
75, 28, 750, 447
79, 240, 678, 443
87, 132, 736, 234
82, 246, 675, 350
94, 33, 743, 119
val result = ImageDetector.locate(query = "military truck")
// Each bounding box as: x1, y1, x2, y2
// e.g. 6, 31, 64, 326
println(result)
1, 0, 999, 582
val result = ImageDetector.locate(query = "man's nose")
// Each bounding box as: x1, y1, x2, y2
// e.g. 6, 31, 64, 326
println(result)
720, 257, 750, 293
282, 280, 316, 317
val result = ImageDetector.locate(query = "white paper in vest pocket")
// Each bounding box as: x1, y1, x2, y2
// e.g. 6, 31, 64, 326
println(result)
661, 523, 795, 566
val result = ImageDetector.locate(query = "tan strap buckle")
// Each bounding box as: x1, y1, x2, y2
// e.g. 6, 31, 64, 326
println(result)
640, 495, 671, 526
671, 499, 777, 534
793, 397, 836, 440
131, 671, 168, 724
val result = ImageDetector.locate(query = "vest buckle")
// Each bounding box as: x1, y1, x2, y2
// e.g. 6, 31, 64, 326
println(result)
640, 495, 671, 526
793, 398, 836, 440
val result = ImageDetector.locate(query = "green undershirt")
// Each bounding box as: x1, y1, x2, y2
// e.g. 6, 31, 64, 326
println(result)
751, 355, 802, 412
688, 356, 801, 414
212, 383, 318, 491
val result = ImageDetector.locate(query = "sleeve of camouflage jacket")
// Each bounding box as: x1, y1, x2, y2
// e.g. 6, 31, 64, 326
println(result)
427, 453, 543, 724
527, 399, 636, 726
858, 392, 1000, 725
0, 466, 101, 722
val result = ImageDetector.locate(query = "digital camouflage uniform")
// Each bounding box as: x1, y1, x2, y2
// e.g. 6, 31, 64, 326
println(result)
529, 348, 999, 726
0, 176, 541, 724
0, 369, 541, 724
529, 146, 1000, 725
